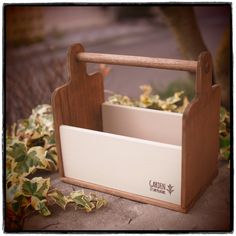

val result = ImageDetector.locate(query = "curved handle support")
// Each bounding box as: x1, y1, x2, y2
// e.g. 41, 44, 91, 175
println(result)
195, 51, 213, 99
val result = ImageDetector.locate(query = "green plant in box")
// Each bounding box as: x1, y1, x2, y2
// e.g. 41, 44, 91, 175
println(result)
108, 84, 190, 113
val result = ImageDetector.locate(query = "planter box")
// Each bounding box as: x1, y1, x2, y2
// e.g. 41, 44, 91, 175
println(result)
52, 43, 221, 212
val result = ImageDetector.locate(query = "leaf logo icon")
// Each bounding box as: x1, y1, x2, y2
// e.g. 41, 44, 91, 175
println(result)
167, 184, 174, 195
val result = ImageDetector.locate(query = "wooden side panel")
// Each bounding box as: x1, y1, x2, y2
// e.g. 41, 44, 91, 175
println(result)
51, 43, 104, 176
181, 52, 221, 210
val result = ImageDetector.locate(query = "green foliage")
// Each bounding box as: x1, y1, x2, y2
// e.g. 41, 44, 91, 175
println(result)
6, 105, 106, 231
219, 107, 230, 160
69, 190, 107, 212
108, 84, 190, 113
157, 77, 195, 100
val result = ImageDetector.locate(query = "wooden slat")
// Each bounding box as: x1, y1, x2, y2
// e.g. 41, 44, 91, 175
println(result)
78, 52, 197, 72
181, 51, 221, 209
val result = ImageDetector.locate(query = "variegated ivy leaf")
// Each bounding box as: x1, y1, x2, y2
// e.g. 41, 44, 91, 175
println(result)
31, 196, 51, 216
16, 104, 54, 139
108, 86, 186, 113
45, 147, 58, 171
44, 133, 56, 146
30, 104, 54, 133
69, 190, 84, 198
69, 190, 96, 212
26, 133, 46, 148
6, 183, 22, 203
108, 94, 135, 106
22, 177, 50, 199
6, 155, 14, 179
69, 190, 106, 212
220, 146, 230, 160
176, 96, 189, 113
218, 107, 230, 159
7, 143, 27, 162
220, 135, 230, 148
87, 193, 107, 209
21, 179, 37, 197
219, 108, 230, 135
47, 189, 68, 210
15, 152, 41, 176
35, 178, 51, 198
27, 146, 48, 169
11, 195, 31, 213
95, 198, 107, 209
166, 91, 184, 104
8, 143, 42, 176
7, 177, 51, 216
139, 94, 153, 107
10, 202, 21, 215
220, 107, 230, 123
220, 134, 230, 160
6, 171, 21, 187
20, 195, 32, 208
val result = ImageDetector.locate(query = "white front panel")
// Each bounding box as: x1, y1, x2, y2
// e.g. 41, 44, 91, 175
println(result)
60, 125, 182, 205
102, 103, 182, 146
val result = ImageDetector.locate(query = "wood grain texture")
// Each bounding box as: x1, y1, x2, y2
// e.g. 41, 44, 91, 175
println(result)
51, 43, 104, 176
181, 51, 221, 210
78, 52, 197, 72
61, 176, 186, 213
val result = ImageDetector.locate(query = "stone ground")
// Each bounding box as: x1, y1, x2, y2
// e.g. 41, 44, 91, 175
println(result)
23, 161, 231, 231
6, 5, 232, 232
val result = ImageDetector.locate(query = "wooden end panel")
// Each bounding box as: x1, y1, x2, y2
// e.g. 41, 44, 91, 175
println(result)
181, 52, 221, 210
51, 43, 104, 176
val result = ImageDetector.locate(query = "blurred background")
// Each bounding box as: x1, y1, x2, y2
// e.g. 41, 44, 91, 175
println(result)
5, 4, 231, 126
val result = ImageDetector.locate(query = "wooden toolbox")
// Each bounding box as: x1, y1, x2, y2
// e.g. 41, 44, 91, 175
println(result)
52, 43, 221, 213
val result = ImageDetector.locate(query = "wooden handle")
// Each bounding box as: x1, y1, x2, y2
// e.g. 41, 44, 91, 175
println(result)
77, 52, 197, 72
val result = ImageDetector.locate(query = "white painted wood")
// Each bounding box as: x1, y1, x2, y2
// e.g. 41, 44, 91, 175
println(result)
60, 125, 182, 205
102, 103, 182, 146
